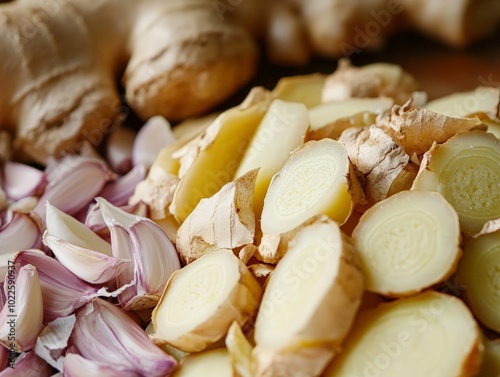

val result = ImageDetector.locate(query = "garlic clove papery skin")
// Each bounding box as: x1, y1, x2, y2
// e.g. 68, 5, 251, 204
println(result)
69, 298, 177, 377
42, 232, 131, 285
45, 202, 111, 256
99, 165, 146, 207
0, 265, 43, 352
96, 197, 181, 310
105, 126, 136, 175
34, 157, 113, 220
0, 352, 52, 377
2, 161, 46, 202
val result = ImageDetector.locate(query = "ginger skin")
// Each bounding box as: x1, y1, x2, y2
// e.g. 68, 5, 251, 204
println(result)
0, 0, 257, 163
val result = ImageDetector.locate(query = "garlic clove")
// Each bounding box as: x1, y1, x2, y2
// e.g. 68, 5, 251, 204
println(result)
133, 116, 176, 170
63, 353, 139, 377
69, 299, 177, 377
0, 212, 43, 279
0, 352, 52, 377
34, 315, 76, 371
99, 164, 146, 207
105, 126, 136, 175
0, 187, 7, 212
96, 197, 180, 310
34, 157, 113, 220
13, 251, 102, 322
45, 202, 111, 256
0, 265, 43, 352
42, 232, 131, 285
2, 161, 46, 202
7, 196, 38, 214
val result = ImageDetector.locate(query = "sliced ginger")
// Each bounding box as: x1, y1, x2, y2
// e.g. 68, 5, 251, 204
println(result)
176, 169, 258, 264
271, 74, 326, 109
151, 250, 262, 353
173, 349, 233, 377
170, 88, 271, 223
457, 222, 500, 332
260, 138, 363, 237
225, 321, 254, 377
324, 291, 482, 377
234, 99, 310, 218
479, 337, 500, 377
352, 190, 461, 296
412, 131, 500, 235
253, 216, 364, 377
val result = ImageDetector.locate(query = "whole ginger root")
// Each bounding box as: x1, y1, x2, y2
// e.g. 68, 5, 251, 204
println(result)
0, 0, 257, 163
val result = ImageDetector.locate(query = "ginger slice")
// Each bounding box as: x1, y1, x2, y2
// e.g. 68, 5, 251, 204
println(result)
340, 125, 409, 205
225, 321, 254, 377
173, 349, 233, 377
352, 190, 461, 296
261, 139, 363, 236
234, 99, 310, 218
253, 216, 364, 377
324, 291, 482, 377
479, 337, 500, 377
176, 170, 258, 264
308, 97, 393, 131
170, 88, 271, 223
376, 102, 485, 155
272, 73, 326, 109
151, 250, 262, 353
412, 131, 500, 235
457, 222, 500, 332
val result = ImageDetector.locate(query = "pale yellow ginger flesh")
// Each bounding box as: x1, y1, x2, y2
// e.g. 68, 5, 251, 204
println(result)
457, 223, 500, 332
324, 291, 482, 377
253, 216, 364, 377
479, 337, 500, 377
412, 131, 500, 235
176, 170, 258, 264
225, 321, 254, 377
340, 126, 410, 205
352, 190, 461, 296
170, 89, 270, 223
425, 86, 500, 138
234, 99, 310, 218
376, 102, 485, 156
151, 250, 262, 353
271, 74, 326, 109
260, 139, 361, 236
308, 97, 394, 131
322, 60, 419, 105
172, 112, 221, 142
173, 349, 233, 377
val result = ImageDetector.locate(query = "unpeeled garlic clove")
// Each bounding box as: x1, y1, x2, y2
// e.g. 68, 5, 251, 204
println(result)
13, 251, 105, 322
0, 352, 52, 377
63, 353, 139, 377
42, 232, 131, 285
105, 126, 136, 174
96, 197, 180, 310
132, 116, 176, 170
2, 161, 46, 201
0, 212, 43, 279
68, 298, 177, 377
45, 202, 111, 256
34, 157, 113, 220
0, 265, 43, 352
99, 165, 146, 206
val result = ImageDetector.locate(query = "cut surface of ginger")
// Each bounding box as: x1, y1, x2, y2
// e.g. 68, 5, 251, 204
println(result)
151, 250, 262, 353
234, 99, 309, 217
261, 139, 360, 235
412, 131, 500, 236
353, 190, 461, 296
173, 349, 232, 377
457, 226, 500, 332
253, 216, 364, 377
271, 73, 326, 109
324, 291, 482, 377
